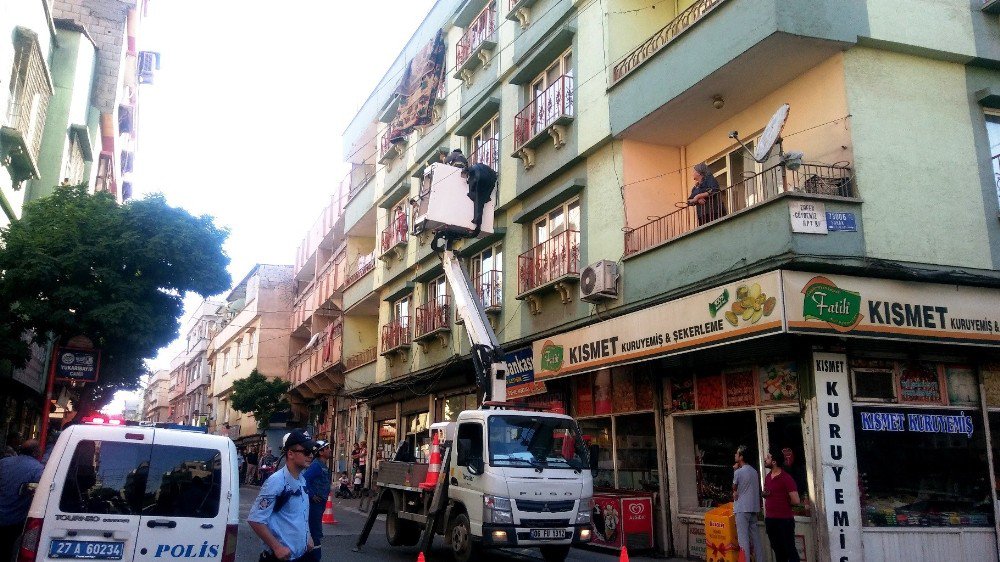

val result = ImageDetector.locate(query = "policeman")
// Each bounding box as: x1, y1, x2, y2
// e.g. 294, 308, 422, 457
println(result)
248, 429, 316, 561
303, 440, 332, 557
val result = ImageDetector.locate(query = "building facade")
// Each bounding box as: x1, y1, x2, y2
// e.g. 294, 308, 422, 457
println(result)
207, 264, 294, 440
332, 1, 1000, 561
142, 369, 169, 423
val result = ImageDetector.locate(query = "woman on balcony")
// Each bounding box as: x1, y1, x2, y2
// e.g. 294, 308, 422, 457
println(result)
688, 163, 727, 226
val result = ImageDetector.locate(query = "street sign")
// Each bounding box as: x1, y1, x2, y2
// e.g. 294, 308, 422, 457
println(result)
54, 348, 101, 383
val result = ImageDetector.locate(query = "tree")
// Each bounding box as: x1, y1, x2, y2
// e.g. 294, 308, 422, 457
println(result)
230, 370, 291, 430
0, 185, 231, 410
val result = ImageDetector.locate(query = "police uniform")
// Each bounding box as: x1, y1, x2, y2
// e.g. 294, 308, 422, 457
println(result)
248, 436, 312, 561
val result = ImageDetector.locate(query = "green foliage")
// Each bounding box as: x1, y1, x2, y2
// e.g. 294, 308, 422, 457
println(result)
0, 185, 231, 409
230, 369, 291, 430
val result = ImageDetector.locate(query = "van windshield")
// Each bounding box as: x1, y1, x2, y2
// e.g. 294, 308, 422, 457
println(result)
487, 415, 589, 469
59, 440, 222, 518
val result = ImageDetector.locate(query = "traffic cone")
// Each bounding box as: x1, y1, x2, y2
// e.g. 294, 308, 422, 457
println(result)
620, 546, 629, 562
417, 553, 426, 562
419, 431, 443, 490
322, 491, 337, 524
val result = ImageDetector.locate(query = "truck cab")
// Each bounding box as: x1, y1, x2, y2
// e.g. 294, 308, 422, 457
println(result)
445, 408, 594, 562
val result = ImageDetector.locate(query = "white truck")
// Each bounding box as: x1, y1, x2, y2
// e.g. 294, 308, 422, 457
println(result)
353, 163, 595, 562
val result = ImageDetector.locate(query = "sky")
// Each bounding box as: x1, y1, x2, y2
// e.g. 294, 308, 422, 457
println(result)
103, 0, 437, 413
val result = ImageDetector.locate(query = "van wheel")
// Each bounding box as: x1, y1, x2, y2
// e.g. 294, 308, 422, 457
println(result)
386, 510, 421, 546
448, 513, 479, 562
540, 545, 571, 562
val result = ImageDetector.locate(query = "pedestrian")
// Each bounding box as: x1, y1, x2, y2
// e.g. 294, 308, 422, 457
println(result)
353, 440, 367, 487
246, 448, 260, 486
0, 440, 44, 562
303, 440, 332, 558
763, 447, 801, 562
732, 445, 764, 562
687, 162, 727, 226
237, 450, 246, 484
248, 429, 317, 562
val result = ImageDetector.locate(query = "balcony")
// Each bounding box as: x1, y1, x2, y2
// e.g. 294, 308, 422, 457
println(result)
470, 138, 499, 173
624, 163, 854, 257
414, 295, 451, 350
380, 213, 408, 261
507, 0, 539, 29
345, 346, 377, 371
476, 269, 503, 313
381, 317, 412, 359
346, 251, 376, 288
349, 163, 375, 202
288, 324, 343, 394
455, 3, 497, 83
379, 133, 406, 165
517, 229, 581, 314
512, 75, 574, 170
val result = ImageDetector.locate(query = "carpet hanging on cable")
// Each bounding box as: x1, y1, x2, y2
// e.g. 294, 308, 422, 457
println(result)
387, 29, 446, 143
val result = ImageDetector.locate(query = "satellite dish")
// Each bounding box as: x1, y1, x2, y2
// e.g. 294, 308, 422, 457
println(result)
581, 267, 597, 294
754, 103, 790, 162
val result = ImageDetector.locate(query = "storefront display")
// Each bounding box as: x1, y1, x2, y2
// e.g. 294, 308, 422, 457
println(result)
375, 419, 396, 469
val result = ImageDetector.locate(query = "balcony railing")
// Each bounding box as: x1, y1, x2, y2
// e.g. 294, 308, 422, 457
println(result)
289, 326, 343, 386
513, 75, 574, 151
415, 295, 451, 338
346, 251, 376, 288
470, 138, 499, 172
380, 134, 405, 162
476, 269, 502, 311
517, 230, 581, 295
624, 163, 854, 257
611, 0, 726, 86
345, 346, 377, 371
381, 317, 412, 354
381, 213, 409, 255
456, 3, 497, 68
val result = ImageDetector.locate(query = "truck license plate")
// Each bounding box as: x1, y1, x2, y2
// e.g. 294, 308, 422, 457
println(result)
529, 529, 565, 540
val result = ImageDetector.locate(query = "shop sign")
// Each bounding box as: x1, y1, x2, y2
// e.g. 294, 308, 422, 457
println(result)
533, 272, 784, 380
504, 347, 545, 399
789, 201, 827, 234
785, 271, 1000, 346
54, 348, 101, 383
687, 525, 707, 559
813, 352, 862, 562
858, 408, 975, 438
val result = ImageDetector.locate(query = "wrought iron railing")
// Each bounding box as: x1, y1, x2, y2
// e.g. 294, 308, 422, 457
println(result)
514, 75, 574, 151
470, 138, 499, 171
457, 3, 497, 68
381, 213, 408, 254
611, 0, 726, 85
476, 269, 502, 310
624, 163, 854, 256
415, 295, 451, 337
517, 230, 581, 295
381, 317, 412, 353
345, 346, 377, 371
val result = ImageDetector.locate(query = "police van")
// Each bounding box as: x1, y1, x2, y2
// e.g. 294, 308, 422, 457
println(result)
18, 421, 240, 562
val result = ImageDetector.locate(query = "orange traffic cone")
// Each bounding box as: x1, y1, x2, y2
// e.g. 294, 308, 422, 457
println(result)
419, 431, 443, 490
322, 491, 337, 524
416, 553, 426, 562
620, 546, 630, 562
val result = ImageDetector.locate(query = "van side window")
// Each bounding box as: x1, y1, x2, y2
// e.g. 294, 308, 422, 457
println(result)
60, 440, 152, 515
456, 423, 483, 467
143, 446, 222, 518
59, 440, 223, 518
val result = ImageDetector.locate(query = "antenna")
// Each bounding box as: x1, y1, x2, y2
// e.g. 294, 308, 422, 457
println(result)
729, 103, 790, 164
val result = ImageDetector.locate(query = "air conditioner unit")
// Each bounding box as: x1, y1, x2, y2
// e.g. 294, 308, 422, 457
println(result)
580, 260, 619, 303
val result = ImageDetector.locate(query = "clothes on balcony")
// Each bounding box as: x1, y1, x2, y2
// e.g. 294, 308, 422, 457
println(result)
688, 164, 727, 226
387, 29, 447, 142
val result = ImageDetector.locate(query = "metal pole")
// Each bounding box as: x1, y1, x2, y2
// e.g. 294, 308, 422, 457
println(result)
38, 343, 58, 452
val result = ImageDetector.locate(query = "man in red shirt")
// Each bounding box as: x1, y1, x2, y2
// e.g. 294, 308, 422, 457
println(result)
763, 447, 801, 562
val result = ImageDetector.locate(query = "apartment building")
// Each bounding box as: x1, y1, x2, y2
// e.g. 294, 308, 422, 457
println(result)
207, 264, 294, 442
164, 300, 223, 427
142, 369, 169, 423
335, 0, 1000, 560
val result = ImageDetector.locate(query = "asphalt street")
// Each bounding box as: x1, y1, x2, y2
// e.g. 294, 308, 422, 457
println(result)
235, 487, 684, 562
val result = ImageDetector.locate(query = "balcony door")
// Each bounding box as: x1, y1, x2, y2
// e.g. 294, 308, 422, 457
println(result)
470, 242, 503, 308
707, 139, 781, 213
529, 49, 573, 136
530, 199, 580, 284
471, 115, 499, 170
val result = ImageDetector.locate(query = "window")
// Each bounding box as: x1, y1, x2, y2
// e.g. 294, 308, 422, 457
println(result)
405, 412, 430, 463
440, 392, 478, 421
235, 339, 243, 367
7, 28, 53, 162
393, 296, 410, 327
533, 198, 580, 246
246, 329, 257, 358
528, 49, 573, 136
59, 440, 222, 518
222, 349, 231, 374
487, 415, 588, 470
470, 114, 500, 170
62, 133, 87, 185
456, 422, 484, 467
470, 242, 503, 309
703, 138, 781, 213
985, 112, 1000, 208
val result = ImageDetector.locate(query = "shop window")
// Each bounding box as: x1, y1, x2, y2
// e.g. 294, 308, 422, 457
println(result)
855, 405, 993, 527
440, 392, 478, 421
405, 412, 430, 463
375, 419, 397, 469
675, 411, 759, 511
986, 112, 1000, 208
615, 414, 658, 492
579, 418, 614, 487
850, 358, 896, 402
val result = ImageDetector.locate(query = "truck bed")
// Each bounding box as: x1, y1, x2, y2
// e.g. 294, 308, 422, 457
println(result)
376, 461, 431, 491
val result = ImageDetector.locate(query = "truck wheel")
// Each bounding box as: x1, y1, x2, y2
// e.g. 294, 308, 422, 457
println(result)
539, 545, 571, 562
386, 510, 420, 547
448, 513, 479, 562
